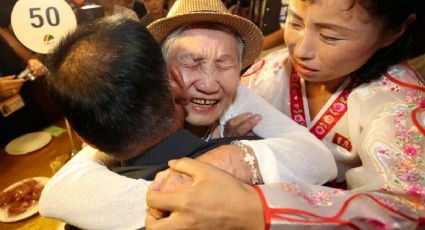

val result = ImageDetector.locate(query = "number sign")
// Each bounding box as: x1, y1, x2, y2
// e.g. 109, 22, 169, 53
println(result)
11, 0, 77, 54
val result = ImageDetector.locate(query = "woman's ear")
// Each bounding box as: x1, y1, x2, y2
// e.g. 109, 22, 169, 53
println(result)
168, 64, 189, 106
380, 13, 416, 48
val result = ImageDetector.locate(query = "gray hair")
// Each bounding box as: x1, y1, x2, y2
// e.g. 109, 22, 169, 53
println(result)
161, 22, 244, 69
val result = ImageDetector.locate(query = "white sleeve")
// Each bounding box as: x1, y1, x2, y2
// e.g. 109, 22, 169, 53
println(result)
39, 146, 150, 230
222, 84, 337, 185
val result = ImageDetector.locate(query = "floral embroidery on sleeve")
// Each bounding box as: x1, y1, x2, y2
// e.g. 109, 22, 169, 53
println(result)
280, 183, 347, 207
377, 75, 425, 213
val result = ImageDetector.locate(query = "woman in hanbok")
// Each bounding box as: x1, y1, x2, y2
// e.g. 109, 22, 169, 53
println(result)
146, 0, 425, 229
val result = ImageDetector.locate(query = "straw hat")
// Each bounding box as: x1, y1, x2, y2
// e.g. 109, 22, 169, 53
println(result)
147, 0, 264, 69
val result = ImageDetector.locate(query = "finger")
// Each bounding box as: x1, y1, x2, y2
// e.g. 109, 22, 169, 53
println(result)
12, 80, 25, 86
146, 213, 182, 230
149, 169, 171, 191
146, 190, 184, 211
2, 75, 16, 80
227, 113, 253, 127
145, 212, 158, 228
236, 114, 262, 134
5, 82, 24, 92
159, 172, 193, 192
168, 158, 215, 179
148, 208, 170, 219
3, 79, 25, 85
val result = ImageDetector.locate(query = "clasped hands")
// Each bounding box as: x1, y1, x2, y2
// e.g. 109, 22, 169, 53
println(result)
145, 157, 265, 230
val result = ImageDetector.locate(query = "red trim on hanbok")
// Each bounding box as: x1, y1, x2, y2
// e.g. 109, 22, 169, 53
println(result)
384, 72, 425, 93
254, 186, 271, 230
289, 67, 353, 140
264, 192, 419, 229
412, 107, 425, 135
241, 59, 265, 78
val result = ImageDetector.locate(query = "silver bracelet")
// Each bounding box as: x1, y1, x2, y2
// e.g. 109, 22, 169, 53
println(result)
218, 122, 225, 138
232, 140, 261, 185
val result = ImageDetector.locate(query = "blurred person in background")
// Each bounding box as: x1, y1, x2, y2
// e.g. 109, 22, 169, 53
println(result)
263, 0, 289, 50
0, 2, 52, 146
166, 0, 176, 10
117, 0, 147, 18
101, 0, 139, 21
140, 0, 167, 26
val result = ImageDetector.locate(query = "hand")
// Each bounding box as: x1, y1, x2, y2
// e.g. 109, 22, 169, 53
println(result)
27, 59, 48, 77
148, 168, 194, 219
223, 112, 262, 137
0, 76, 24, 98
146, 158, 265, 230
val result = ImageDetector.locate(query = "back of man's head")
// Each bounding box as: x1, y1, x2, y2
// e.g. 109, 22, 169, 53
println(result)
46, 16, 175, 159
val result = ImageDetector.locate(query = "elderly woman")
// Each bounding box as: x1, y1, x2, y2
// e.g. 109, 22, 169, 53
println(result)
39, 0, 336, 229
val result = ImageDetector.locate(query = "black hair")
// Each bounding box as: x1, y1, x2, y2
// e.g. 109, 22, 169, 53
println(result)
0, 9, 11, 28
46, 16, 175, 159
350, 0, 425, 86
0, 0, 17, 27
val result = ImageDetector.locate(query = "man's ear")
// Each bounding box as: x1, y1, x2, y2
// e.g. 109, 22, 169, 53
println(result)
168, 64, 189, 106
380, 13, 416, 48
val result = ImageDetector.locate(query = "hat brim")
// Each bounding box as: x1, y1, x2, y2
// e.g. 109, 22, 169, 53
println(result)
147, 12, 264, 69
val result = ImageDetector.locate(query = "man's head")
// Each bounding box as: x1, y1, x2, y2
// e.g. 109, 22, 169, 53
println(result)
147, 0, 263, 128
46, 17, 180, 160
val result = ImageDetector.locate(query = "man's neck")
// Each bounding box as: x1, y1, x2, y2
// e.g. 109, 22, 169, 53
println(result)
121, 115, 183, 161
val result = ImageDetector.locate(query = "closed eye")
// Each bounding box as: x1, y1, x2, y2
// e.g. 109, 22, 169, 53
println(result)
320, 33, 344, 42
177, 54, 203, 69
288, 22, 303, 30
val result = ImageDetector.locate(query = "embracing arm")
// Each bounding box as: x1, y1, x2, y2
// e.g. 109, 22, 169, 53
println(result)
146, 158, 422, 230
39, 146, 149, 230
211, 84, 337, 185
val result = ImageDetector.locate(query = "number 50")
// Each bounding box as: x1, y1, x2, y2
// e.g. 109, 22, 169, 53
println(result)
29, 7, 60, 28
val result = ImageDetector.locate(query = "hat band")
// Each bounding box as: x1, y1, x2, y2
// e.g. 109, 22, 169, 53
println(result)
190, 10, 220, 13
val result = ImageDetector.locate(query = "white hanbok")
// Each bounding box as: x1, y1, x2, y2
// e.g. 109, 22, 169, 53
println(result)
242, 48, 425, 228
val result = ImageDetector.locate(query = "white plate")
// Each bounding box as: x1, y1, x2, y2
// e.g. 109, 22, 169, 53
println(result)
0, 177, 49, 222
5, 132, 52, 155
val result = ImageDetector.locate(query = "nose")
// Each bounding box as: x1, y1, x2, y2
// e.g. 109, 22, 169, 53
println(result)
194, 67, 220, 95
293, 30, 315, 61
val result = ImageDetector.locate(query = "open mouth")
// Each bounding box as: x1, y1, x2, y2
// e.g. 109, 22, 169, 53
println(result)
189, 98, 219, 108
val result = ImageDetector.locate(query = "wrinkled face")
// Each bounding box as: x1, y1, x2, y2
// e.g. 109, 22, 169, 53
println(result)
143, 0, 164, 15
285, 0, 389, 83
167, 29, 241, 126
